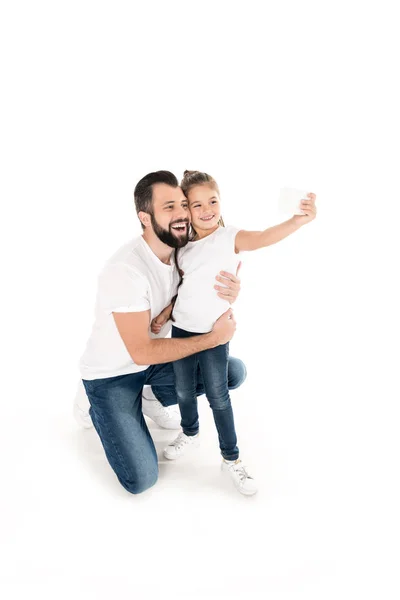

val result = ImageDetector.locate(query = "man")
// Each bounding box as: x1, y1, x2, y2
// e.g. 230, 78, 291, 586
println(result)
77, 171, 246, 495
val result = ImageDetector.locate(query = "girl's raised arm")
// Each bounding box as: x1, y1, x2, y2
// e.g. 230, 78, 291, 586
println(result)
235, 194, 317, 253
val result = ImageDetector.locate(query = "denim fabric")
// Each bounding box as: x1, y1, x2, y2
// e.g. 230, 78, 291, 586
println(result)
82, 354, 246, 494
171, 326, 240, 461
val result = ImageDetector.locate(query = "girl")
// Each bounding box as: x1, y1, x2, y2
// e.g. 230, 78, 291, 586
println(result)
151, 170, 317, 495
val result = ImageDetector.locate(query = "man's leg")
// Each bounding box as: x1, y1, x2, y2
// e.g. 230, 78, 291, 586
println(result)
82, 372, 158, 495
73, 376, 181, 430
226, 356, 248, 391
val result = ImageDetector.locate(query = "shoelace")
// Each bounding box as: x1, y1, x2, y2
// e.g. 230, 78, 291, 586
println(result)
170, 433, 186, 450
231, 462, 253, 482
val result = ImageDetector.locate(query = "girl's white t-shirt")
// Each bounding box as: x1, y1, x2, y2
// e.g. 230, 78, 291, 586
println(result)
172, 225, 241, 333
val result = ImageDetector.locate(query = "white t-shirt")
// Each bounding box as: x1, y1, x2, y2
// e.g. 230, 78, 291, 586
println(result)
79, 236, 179, 380
172, 226, 241, 333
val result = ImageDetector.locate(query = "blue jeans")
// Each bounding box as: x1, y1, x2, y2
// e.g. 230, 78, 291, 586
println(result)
82, 356, 246, 495
171, 326, 239, 461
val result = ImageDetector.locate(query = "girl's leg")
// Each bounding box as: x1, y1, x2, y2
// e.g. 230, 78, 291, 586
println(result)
171, 354, 199, 435
171, 326, 200, 436
198, 344, 239, 462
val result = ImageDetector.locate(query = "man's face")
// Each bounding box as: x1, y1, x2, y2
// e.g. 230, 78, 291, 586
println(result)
149, 184, 190, 248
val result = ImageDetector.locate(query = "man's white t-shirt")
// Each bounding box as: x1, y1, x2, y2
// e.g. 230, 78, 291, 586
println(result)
79, 236, 179, 380
173, 226, 240, 334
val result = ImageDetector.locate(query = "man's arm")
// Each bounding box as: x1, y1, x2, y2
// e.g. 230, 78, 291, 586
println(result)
215, 261, 242, 303
113, 308, 235, 366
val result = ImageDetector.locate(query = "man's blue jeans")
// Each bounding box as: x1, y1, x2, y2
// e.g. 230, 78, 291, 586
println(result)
172, 326, 239, 461
82, 357, 246, 494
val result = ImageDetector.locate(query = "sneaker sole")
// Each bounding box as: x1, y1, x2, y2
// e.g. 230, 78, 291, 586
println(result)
163, 450, 180, 460
236, 486, 258, 496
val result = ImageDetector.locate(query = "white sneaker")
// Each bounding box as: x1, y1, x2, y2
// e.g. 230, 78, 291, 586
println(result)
73, 403, 94, 429
142, 387, 181, 430
222, 459, 258, 496
163, 431, 200, 460
73, 381, 93, 429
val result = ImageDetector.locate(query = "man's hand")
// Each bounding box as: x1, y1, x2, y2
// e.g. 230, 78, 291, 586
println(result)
211, 308, 237, 345
292, 193, 317, 226
150, 304, 173, 335
214, 262, 242, 305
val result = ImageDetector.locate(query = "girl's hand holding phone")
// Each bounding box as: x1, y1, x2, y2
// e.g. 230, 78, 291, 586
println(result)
292, 193, 317, 225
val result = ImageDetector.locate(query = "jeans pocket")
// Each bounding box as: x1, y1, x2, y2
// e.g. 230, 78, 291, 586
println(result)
82, 375, 122, 394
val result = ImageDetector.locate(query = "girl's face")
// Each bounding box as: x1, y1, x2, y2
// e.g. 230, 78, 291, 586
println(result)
187, 185, 221, 234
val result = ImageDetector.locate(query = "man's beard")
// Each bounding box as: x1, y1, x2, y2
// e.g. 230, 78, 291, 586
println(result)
150, 213, 190, 249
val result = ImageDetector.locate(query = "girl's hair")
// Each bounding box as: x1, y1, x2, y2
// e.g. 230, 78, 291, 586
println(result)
181, 169, 219, 197
171, 170, 224, 322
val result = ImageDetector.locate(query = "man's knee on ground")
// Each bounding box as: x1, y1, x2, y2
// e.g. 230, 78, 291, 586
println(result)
119, 470, 158, 495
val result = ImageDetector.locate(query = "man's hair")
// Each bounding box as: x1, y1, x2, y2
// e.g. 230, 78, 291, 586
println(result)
134, 171, 179, 229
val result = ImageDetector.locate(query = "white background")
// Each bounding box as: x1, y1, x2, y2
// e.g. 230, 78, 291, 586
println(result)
1, 1, 399, 598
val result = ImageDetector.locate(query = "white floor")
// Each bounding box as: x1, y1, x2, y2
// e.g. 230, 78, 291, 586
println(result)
2, 357, 399, 600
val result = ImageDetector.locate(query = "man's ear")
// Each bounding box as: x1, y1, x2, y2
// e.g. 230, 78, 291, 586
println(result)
138, 211, 151, 228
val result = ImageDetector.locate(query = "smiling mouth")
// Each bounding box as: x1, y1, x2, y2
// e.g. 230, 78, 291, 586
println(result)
200, 215, 215, 221
171, 222, 188, 233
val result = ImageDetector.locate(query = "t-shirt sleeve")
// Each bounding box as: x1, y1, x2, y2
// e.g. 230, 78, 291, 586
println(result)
223, 225, 241, 254
97, 263, 150, 314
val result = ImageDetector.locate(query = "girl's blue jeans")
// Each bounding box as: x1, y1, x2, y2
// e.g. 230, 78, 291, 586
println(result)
171, 325, 240, 462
